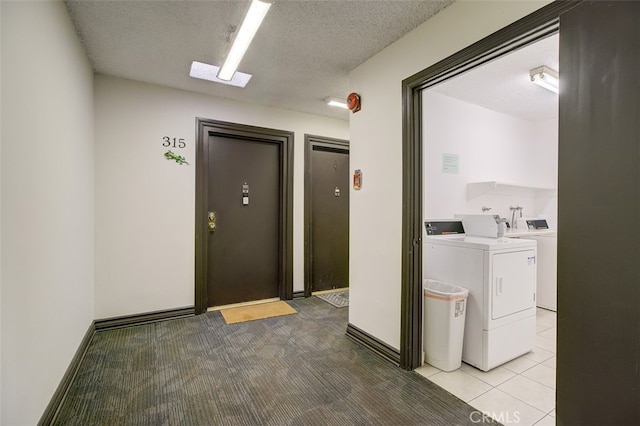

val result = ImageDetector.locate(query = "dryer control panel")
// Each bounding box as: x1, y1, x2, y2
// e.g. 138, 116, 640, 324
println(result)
525, 219, 549, 230
424, 220, 465, 235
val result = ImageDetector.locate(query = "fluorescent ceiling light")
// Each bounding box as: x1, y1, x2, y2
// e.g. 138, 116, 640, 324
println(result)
218, 0, 271, 81
530, 66, 559, 94
190, 61, 252, 88
325, 96, 348, 109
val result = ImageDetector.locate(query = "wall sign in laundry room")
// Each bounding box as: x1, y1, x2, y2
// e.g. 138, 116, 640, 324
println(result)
162, 136, 190, 165
442, 153, 459, 174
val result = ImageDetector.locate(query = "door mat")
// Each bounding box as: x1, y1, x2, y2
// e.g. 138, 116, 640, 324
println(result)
220, 301, 297, 325
315, 290, 349, 308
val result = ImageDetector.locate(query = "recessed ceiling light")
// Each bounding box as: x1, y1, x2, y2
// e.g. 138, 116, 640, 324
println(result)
325, 96, 348, 109
189, 61, 252, 88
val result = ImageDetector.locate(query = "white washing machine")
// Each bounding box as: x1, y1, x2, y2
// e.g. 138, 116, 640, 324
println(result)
424, 227, 537, 371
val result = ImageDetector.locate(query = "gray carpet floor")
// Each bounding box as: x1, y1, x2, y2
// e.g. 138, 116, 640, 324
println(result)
54, 297, 494, 425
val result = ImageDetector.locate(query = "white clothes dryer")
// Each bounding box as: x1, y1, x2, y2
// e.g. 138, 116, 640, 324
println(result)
424, 233, 537, 371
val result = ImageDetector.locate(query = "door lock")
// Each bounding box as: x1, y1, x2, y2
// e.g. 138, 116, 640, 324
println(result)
242, 182, 249, 206
208, 211, 217, 232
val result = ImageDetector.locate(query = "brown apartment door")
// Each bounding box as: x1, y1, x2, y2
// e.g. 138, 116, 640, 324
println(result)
304, 135, 349, 295
207, 135, 279, 306
195, 119, 294, 311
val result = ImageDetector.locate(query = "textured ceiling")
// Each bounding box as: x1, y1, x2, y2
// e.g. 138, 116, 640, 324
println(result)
64, 0, 454, 120
64, 1, 558, 122
432, 33, 559, 122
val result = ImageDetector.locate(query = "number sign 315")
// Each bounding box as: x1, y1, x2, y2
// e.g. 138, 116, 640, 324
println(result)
163, 136, 186, 148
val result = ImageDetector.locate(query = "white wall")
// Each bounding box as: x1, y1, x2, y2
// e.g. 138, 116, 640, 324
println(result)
423, 91, 558, 226
348, 0, 551, 350
94, 76, 349, 318
1, 2, 95, 425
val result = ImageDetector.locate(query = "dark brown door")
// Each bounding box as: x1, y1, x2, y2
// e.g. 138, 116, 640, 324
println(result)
207, 135, 281, 307
305, 135, 349, 294
195, 119, 294, 313
558, 2, 640, 424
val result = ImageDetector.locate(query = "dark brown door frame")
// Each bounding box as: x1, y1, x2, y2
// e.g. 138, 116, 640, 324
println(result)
303, 134, 350, 297
400, 1, 579, 370
195, 118, 294, 314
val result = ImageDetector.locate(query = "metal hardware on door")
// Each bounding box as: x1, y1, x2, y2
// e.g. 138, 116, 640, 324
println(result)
208, 211, 217, 232
242, 182, 249, 206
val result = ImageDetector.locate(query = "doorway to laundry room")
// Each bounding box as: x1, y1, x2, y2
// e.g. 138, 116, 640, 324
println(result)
403, 2, 640, 424
417, 30, 559, 425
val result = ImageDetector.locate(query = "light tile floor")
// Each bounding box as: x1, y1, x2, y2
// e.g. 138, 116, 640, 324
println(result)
416, 308, 557, 425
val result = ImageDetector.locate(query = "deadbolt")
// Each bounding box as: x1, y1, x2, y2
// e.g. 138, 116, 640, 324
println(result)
208, 211, 217, 232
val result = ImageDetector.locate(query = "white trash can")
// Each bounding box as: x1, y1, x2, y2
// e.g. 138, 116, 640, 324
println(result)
423, 279, 469, 371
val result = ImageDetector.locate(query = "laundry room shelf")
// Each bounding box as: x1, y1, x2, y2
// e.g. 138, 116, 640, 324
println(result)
467, 181, 557, 200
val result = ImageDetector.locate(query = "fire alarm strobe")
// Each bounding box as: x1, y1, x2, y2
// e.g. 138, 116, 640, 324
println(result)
346, 92, 361, 113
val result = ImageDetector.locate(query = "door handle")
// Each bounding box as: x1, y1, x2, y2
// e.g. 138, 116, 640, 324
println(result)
208, 211, 216, 232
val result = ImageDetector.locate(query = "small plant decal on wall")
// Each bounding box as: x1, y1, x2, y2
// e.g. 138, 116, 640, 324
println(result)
164, 150, 189, 165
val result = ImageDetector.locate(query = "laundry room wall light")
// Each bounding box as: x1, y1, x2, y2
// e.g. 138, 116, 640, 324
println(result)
325, 97, 348, 109
530, 66, 559, 94
217, 0, 271, 81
